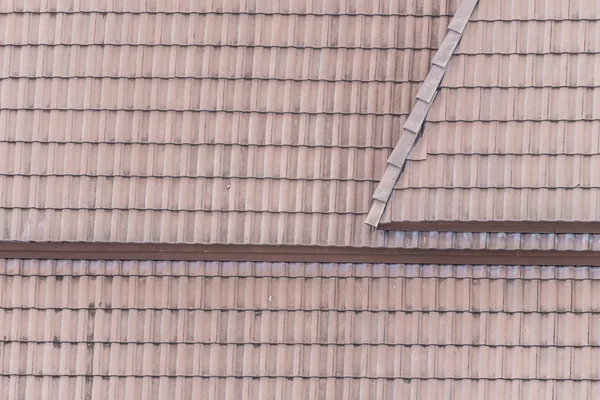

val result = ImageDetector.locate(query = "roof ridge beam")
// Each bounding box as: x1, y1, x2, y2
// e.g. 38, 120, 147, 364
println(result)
0, 241, 598, 266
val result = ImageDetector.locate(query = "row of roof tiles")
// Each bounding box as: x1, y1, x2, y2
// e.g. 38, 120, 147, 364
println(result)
0, 13, 451, 47
0, 0, 462, 15
0, 176, 376, 214
399, 155, 600, 188
423, 121, 600, 155
429, 87, 600, 121
0, 111, 406, 148
3, 376, 589, 400
5, 260, 600, 278
2, 342, 599, 379
3, 0, 600, 21
0, 209, 376, 244
2, 308, 598, 346
0, 78, 417, 114
1, 274, 597, 312
0, 46, 435, 82
0, 143, 390, 179
389, 188, 600, 222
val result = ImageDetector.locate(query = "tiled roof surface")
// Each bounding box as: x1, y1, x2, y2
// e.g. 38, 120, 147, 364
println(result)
3, 1, 596, 399
2, 259, 600, 399
385, 0, 600, 223
0, 1, 461, 245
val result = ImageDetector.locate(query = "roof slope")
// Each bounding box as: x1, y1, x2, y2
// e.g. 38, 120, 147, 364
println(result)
3, 259, 600, 399
0, 0, 460, 245
378, 0, 600, 224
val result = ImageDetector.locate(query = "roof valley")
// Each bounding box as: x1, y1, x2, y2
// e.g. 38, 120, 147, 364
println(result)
365, 0, 481, 227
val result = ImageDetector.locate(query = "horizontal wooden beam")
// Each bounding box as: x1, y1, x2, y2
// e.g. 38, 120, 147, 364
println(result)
378, 221, 600, 234
0, 242, 599, 266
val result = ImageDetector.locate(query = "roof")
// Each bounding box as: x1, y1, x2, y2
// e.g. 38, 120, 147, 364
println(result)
0, 0, 463, 246
369, 0, 600, 225
4, 1, 600, 399
3, 259, 600, 399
